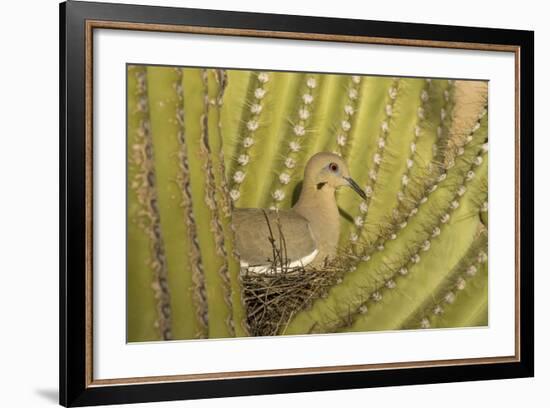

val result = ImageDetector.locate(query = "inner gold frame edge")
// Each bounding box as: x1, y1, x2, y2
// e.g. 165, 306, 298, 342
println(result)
84, 19, 522, 388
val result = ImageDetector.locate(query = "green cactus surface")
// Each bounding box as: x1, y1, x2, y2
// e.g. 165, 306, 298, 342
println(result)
127, 65, 489, 341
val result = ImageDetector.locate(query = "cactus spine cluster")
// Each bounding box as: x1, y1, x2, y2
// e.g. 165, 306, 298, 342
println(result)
127, 65, 488, 341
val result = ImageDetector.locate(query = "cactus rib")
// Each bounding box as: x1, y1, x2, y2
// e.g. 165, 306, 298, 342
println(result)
127, 66, 172, 341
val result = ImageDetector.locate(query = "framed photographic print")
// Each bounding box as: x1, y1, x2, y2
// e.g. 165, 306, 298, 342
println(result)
60, 0, 534, 406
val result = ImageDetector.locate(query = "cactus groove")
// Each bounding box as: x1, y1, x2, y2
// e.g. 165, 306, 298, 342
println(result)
127, 66, 489, 341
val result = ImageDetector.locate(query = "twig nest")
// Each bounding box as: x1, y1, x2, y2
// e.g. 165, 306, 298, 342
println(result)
242, 256, 352, 337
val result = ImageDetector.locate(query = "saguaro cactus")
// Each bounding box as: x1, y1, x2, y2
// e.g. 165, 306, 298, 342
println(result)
127, 65, 488, 341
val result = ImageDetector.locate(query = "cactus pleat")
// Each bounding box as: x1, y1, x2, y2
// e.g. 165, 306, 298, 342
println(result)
127, 66, 489, 341
335, 76, 396, 245
420, 255, 489, 329
180, 68, 236, 338
205, 69, 249, 336
437, 257, 488, 327
225, 70, 268, 195
308, 75, 356, 156
227, 72, 305, 208
356, 79, 427, 243
175, 70, 211, 338
127, 66, 172, 341
221, 70, 255, 165
265, 74, 324, 209
403, 230, 488, 329
145, 66, 203, 340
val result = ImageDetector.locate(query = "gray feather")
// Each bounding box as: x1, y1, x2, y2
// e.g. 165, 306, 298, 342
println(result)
233, 208, 317, 267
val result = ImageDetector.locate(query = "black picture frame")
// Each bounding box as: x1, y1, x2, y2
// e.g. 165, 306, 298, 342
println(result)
60, 1, 534, 406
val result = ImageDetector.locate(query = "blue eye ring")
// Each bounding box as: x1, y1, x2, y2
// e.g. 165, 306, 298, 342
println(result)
329, 162, 339, 172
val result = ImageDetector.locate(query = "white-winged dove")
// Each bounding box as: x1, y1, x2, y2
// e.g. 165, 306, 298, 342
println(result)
234, 152, 366, 273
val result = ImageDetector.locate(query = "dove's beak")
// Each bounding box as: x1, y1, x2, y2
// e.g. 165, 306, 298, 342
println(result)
344, 177, 367, 200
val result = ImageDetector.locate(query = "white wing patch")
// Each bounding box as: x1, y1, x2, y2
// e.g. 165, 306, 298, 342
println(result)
241, 249, 319, 275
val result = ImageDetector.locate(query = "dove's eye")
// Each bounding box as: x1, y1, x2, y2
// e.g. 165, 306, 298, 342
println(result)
329, 162, 339, 172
